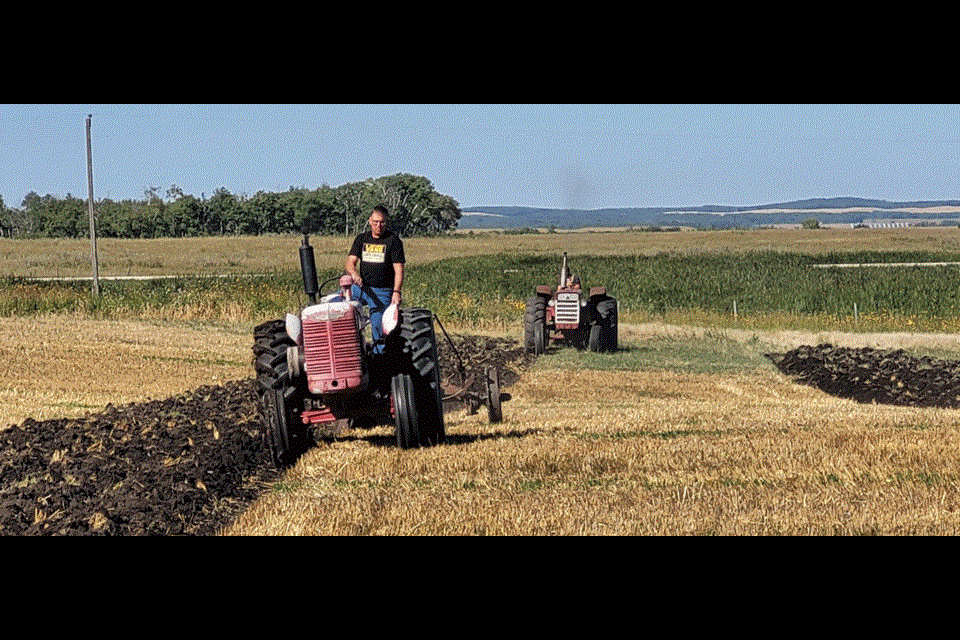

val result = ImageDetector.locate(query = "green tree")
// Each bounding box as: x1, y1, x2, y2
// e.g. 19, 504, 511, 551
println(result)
9, 173, 461, 238
116, 199, 156, 238
244, 190, 282, 235
334, 182, 365, 236
95, 198, 125, 237
164, 193, 203, 236
367, 173, 461, 236
0, 194, 9, 237
139, 186, 166, 237
302, 185, 338, 234
206, 187, 242, 235
21, 191, 43, 236
276, 188, 312, 234
27, 193, 86, 237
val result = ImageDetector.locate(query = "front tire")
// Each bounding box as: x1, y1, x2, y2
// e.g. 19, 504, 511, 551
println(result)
252, 319, 310, 468
391, 308, 445, 448
261, 387, 306, 468
392, 373, 420, 449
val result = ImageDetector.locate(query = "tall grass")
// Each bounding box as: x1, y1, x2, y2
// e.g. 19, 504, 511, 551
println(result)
406, 251, 960, 331
0, 271, 327, 326
7, 251, 960, 332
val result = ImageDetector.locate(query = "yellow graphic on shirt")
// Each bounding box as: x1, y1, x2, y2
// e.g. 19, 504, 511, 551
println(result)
362, 243, 386, 263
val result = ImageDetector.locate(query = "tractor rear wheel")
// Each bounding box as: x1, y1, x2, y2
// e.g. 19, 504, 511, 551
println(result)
524, 294, 547, 355
252, 319, 310, 467
588, 296, 619, 353
392, 308, 445, 448
600, 296, 619, 352
588, 324, 602, 352
253, 319, 292, 392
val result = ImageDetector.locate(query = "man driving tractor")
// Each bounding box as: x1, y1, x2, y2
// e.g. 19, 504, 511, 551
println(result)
345, 204, 405, 353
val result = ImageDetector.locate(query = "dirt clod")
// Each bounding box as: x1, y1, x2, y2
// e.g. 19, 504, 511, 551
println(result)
0, 333, 532, 536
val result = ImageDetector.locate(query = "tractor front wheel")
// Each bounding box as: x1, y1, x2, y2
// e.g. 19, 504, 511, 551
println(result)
392, 373, 420, 449
391, 308, 445, 448
261, 387, 305, 468
252, 319, 310, 468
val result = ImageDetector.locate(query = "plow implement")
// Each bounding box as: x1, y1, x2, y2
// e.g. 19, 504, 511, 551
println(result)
433, 313, 509, 423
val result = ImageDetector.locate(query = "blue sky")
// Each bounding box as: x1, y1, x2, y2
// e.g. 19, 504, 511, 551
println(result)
1, 104, 958, 211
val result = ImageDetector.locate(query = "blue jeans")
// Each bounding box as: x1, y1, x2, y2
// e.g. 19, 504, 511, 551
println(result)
351, 284, 393, 353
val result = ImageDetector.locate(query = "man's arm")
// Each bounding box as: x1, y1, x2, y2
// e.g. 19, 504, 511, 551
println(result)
392, 262, 404, 305
346, 254, 362, 287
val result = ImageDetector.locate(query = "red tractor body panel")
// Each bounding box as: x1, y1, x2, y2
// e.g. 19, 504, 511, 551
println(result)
301, 301, 367, 395
300, 406, 336, 424
553, 287, 582, 330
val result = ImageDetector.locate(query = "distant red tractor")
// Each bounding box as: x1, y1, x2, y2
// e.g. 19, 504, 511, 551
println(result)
252, 234, 445, 468
524, 252, 618, 354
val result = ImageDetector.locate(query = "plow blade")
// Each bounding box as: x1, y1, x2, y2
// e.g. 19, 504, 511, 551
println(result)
441, 368, 510, 422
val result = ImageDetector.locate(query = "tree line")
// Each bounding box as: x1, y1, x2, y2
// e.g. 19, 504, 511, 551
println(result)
0, 173, 462, 239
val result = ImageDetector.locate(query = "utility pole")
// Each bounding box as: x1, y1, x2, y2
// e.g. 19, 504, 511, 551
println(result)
86, 114, 100, 297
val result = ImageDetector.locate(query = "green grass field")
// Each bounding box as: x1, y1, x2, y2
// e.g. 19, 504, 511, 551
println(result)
8, 248, 960, 334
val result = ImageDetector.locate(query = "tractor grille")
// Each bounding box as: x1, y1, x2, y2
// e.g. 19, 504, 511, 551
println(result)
554, 292, 580, 327
302, 310, 365, 394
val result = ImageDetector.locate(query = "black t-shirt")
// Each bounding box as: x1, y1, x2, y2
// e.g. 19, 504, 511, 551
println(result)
349, 230, 405, 289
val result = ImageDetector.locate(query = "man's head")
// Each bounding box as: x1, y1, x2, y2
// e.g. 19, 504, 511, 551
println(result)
369, 204, 389, 238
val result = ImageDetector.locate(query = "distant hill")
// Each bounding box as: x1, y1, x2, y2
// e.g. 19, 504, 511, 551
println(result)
458, 198, 960, 230
753, 197, 960, 211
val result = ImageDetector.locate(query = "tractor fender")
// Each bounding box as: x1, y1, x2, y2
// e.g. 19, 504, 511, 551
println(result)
535, 285, 552, 297
589, 286, 607, 298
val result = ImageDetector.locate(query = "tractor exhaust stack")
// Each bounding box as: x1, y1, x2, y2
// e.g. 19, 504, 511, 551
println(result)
299, 233, 319, 303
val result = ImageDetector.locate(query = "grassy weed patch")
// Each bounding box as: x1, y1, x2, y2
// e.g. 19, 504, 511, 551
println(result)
538, 332, 771, 375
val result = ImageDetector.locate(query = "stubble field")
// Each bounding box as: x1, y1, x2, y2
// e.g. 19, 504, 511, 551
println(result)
5, 227, 960, 535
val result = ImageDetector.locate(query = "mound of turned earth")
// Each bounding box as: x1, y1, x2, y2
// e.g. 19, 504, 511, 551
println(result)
0, 333, 534, 536
435, 332, 537, 396
766, 343, 960, 408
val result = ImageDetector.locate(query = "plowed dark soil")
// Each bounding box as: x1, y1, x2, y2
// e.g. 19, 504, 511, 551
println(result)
0, 333, 534, 536
767, 343, 960, 408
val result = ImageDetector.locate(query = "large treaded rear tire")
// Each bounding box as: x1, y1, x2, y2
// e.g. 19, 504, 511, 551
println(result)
588, 296, 618, 353
392, 308, 445, 448
252, 319, 310, 468
524, 294, 547, 355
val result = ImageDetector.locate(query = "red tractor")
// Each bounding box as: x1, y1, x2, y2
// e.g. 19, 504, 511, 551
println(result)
252, 234, 445, 467
524, 252, 618, 355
